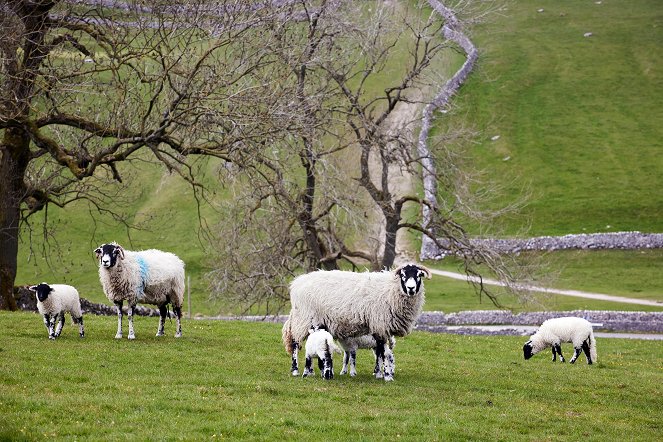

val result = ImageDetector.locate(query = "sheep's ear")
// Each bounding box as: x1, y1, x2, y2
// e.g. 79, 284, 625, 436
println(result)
417, 265, 433, 279
115, 245, 125, 260
28, 285, 37, 292
94, 247, 102, 257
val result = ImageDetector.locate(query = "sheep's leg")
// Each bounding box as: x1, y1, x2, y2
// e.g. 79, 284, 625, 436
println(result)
290, 341, 300, 376
373, 351, 381, 376
373, 337, 385, 380
173, 305, 183, 338
43, 314, 55, 339
555, 344, 565, 362
569, 346, 583, 364
581, 340, 593, 365
317, 356, 325, 373
383, 343, 395, 382
349, 351, 357, 377
340, 351, 349, 375
127, 304, 136, 340
156, 304, 167, 337
323, 352, 334, 380
53, 312, 65, 338
302, 355, 313, 377
73, 315, 84, 338
114, 301, 123, 339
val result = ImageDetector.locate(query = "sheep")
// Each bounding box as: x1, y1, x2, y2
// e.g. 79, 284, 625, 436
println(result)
94, 242, 185, 340
338, 335, 396, 378
282, 263, 431, 381
303, 328, 341, 380
29, 283, 84, 340
523, 317, 597, 364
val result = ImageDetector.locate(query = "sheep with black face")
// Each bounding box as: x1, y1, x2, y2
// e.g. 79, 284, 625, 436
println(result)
523, 317, 597, 364
29, 283, 84, 340
282, 263, 431, 381
94, 242, 185, 340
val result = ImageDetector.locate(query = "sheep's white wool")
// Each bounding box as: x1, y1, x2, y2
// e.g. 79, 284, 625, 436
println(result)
35, 284, 82, 318
305, 329, 340, 360
98, 249, 185, 307
30, 283, 84, 339
526, 316, 597, 363
95, 243, 185, 339
286, 268, 425, 344
282, 264, 430, 381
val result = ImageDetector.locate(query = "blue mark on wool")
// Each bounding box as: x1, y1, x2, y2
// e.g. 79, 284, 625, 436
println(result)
136, 256, 149, 300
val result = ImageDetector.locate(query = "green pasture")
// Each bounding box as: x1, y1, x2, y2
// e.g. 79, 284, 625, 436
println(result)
437, 0, 663, 235
1, 313, 661, 441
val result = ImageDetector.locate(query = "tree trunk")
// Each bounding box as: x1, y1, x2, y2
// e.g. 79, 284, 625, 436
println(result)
0, 127, 30, 310
381, 211, 399, 270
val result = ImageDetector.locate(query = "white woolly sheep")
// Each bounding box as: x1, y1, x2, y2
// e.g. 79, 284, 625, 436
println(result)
29, 283, 84, 340
523, 317, 597, 364
338, 335, 396, 378
282, 263, 431, 381
303, 328, 341, 380
94, 242, 185, 340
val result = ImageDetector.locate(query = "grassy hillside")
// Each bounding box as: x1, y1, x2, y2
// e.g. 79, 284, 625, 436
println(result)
438, 0, 662, 235
13, 0, 663, 315
1, 313, 662, 440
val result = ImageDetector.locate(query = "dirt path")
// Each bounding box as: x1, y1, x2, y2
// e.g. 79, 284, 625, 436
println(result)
429, 268, 663, 307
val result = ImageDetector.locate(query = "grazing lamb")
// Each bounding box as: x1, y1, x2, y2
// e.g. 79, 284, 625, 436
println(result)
282, 263, 431, 381
94, 242, 185, 340
303, 328, 341, 380
523, 317, 597, 364
338, 335, 396, 378
29, 283, 84, 340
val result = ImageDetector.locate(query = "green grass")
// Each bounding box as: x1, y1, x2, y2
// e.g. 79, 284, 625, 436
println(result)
1, 313, 661, 440
438, 0, 663, 235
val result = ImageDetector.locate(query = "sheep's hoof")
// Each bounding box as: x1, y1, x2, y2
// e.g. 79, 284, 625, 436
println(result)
375, 372, 384, 380
350, 371, 357, 377
384, 376, 394, 382
114, 333, 123, 339
174, 332, 182, 338
48, 335, 56, 340
127, 334, 136, 340
291, 370, 299, 376
156, 331, 164, 337
340, 369, 347, 375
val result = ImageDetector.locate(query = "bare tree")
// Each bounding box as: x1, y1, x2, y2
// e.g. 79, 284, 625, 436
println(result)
0, 0, 288, 309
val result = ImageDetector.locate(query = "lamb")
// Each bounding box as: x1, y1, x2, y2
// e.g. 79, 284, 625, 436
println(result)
523, 317, 597, 364
282, 263, 431, 381
303, 328, 341, 380
338, 335, 396, 378
29, 283, 84, 340
94, 242, 185, 340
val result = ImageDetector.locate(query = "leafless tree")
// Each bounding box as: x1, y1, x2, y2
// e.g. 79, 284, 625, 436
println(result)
0, 0, 289, 309
208, 1, 532, 313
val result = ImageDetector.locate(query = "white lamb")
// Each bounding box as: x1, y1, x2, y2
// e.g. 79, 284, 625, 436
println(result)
282, 263, 431, 381
338, 335, 396, 378
303, 328, 341, 380
29, 283, 84, 340
523, 317, 597, 364
94, 242, 185, 340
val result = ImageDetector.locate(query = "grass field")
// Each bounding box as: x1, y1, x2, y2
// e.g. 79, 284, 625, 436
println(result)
1, 313, 661, 441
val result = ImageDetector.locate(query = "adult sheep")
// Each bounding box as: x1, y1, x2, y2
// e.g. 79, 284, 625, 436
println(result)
94, 242, 185, 340
523, 317, 597, 364
282, 263, 431, 381
29, 282, 84, 340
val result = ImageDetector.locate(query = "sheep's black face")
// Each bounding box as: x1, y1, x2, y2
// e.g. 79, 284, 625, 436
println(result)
29, 283, 53, 302
398, 265, 425, 297
95, 243, 122, 268
523, 341, 534, 360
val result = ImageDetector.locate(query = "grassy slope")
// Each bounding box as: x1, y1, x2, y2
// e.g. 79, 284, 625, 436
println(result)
440, 0, 662, 235
1, 314, 661, 441
14, 1, 663, 314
